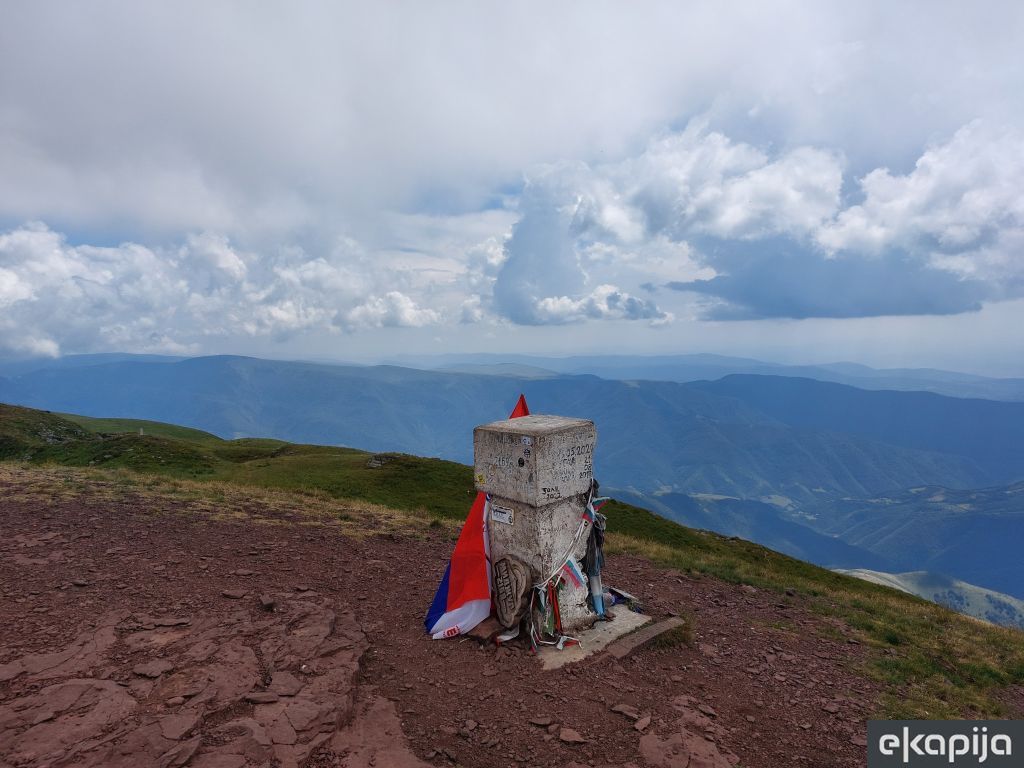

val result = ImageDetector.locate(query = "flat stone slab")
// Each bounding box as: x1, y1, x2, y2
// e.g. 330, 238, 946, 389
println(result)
604, 616, 686, 660
537, 606, 651, 670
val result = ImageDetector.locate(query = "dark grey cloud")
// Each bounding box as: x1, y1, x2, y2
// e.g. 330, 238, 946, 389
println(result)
667, 239, 994, 320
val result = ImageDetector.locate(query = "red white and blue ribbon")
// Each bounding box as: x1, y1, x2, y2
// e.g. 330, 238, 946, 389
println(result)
560, 557, 586, 589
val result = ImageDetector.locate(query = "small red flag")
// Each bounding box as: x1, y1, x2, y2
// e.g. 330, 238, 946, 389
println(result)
509, 394, 530, 419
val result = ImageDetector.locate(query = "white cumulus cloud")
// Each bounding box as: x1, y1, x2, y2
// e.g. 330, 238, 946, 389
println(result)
818, 121, 1024, 282
340, 292, 441, 331
0, 223, 446, 356
535, 285, 671, 325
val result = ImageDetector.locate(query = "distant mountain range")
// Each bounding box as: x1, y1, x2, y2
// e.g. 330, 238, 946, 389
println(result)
0, 352, 185, 377
7, 351, 1024, 401
391, 352, 1024, 402
813, 482, 1024, 599
690, 374, 1024, 483
3, 352, 1024, 599
610, 487, 895, 573
3, 355, 1017, 498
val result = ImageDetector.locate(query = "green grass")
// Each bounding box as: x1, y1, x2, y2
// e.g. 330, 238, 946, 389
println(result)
650, 615, 695, 649
0, 404, 92, 458
3, 400, 1024, 718
1, 403, 474, 519
61, 413, 223, 442
216, 444, 476, 519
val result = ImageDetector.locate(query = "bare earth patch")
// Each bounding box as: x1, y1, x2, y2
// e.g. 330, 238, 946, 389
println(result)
1, 465, 878, 767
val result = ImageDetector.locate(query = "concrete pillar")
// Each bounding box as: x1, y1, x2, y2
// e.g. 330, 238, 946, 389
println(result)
473, 414, 597, 633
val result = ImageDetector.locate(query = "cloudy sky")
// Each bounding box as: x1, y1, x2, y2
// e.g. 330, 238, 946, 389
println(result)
1, 2, 1023, 373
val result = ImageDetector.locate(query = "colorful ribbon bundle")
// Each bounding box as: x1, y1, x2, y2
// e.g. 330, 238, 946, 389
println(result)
527, 488, 609, 653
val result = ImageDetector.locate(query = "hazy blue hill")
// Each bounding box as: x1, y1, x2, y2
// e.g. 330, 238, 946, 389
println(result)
0, 355, 996, 504
691, 374, 1024, 484
437, 362, 558, 378
392, 352, 1024, 401
11, 350, 1024, 400
812, 483, 1024, 598
611, 487, 895, 571
0, 352, 184, 377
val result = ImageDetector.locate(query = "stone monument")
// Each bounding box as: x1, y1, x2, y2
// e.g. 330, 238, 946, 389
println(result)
473, 414, 598, 633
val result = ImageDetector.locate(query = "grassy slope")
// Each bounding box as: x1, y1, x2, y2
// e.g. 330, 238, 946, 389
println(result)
60, 413, 222, 442
1, 403, 475, 519
836, 569, 1024, 629
0, 403, 93, 456
2, 402, 1023, 718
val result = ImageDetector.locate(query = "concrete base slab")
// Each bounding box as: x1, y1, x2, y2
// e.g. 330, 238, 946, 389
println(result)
537, 606, 651, 670
605, 616, 686, 659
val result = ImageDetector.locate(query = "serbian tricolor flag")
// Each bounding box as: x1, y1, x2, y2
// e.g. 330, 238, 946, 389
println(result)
425, 394, 530, 639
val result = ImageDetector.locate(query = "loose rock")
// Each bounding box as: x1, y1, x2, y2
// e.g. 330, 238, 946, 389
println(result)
159, 712, 199, 740
611, 703, 640, 720
245, 691, 280, 704
559, 727, 587, 744
269, 671, 303, 696
133, 659, 173, 678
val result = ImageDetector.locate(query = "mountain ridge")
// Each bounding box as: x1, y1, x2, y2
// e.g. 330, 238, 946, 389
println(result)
1, 355, 1012, 501
387, 352, 1024, 401
7, 350, 1024, 400
691, 374, 1024, 482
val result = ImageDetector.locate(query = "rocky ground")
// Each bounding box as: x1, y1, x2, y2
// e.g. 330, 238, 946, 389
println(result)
0, 466, 879, 767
